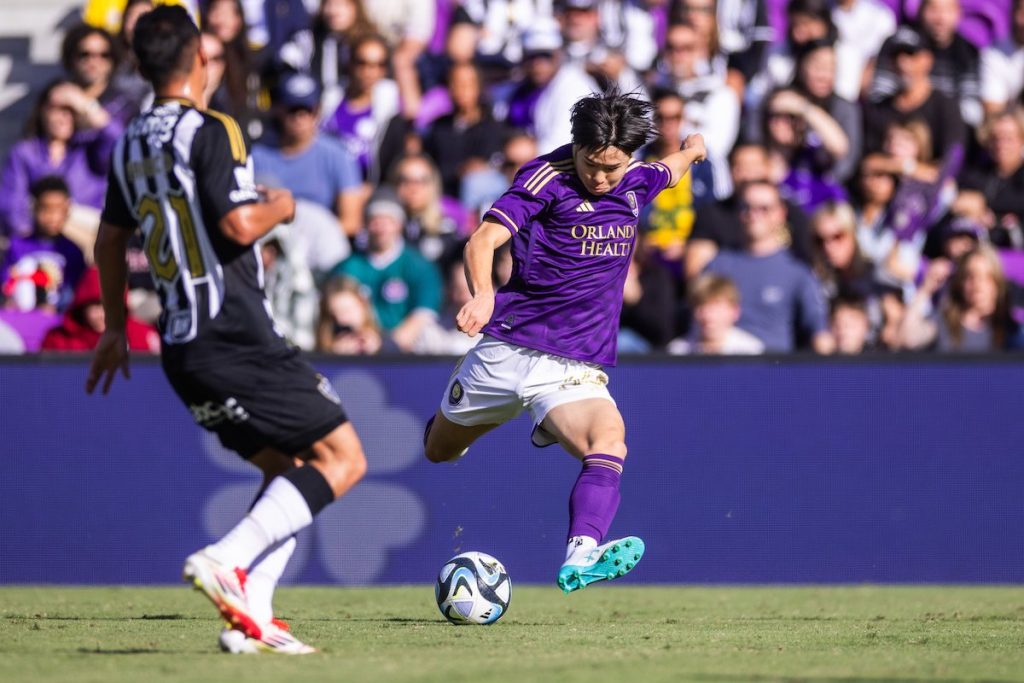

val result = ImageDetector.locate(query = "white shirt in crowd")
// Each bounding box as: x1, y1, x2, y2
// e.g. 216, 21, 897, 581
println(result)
668, 328, 766, 356
364, 0, 437, 47
831, 0, 897, 102
980, 38, 1024, 109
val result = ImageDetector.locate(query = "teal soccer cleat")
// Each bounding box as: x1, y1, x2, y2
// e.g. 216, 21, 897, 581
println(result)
557, 536, 646, 594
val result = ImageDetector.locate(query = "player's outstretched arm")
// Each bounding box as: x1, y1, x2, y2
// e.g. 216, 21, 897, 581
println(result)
219, 187, 296, 246
86, 221, 133, 395
457, 219, 512, 337
660, 134, 708, 188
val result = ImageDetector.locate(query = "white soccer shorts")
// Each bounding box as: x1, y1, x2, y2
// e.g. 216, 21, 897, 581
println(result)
440, 335, 615, 447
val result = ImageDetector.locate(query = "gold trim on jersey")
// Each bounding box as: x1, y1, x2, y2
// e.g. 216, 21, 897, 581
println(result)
488, 207, 518, 233
525, 159, 574, 196
206, 109, 247, 164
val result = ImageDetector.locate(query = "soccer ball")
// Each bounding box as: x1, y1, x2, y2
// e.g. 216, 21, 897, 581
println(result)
435, 551, 511, 625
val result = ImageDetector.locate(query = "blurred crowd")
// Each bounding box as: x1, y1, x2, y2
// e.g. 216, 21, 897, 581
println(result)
1, 0, 1023, 356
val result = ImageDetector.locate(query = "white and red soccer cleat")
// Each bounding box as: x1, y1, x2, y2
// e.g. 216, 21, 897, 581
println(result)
182, 550, 262, 639
218, 619, 317, 655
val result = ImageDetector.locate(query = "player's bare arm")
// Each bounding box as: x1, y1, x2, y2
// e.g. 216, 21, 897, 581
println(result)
660, 133, 708, 188
457, 219, 512, 337
86, 221, 133, 395
219, 187, 296, 245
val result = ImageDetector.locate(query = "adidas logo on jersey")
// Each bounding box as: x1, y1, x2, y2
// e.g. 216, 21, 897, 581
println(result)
575, 201, 595, 213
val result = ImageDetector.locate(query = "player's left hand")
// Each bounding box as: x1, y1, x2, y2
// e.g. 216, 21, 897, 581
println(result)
456, 293, 495, 337
85, 329, 131, 395
681, 134, 707, 164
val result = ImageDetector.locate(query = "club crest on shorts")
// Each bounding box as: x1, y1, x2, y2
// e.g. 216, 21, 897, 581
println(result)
448, 379, 465, 406
627, 191, 638, 217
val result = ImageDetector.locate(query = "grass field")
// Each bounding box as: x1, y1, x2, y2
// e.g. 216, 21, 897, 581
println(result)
2, 585, 1023, 683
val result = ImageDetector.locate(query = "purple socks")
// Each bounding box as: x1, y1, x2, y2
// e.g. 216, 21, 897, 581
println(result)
567, 453, 624, 542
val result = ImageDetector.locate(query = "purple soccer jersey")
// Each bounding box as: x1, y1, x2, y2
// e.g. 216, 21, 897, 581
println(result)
483, 144, 672, 366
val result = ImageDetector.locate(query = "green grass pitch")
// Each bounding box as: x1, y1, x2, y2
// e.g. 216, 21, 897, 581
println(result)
2, 585, 1023, 682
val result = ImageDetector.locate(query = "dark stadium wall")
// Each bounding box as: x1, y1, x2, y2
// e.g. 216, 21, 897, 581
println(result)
1, 357, 1022, 584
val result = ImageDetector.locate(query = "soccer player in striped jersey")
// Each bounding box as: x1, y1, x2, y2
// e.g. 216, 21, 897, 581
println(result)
85, 5, 367, 654
424, 92, 706, 593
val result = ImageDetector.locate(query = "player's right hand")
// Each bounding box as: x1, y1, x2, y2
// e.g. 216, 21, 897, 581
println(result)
85, 329, 131, 395
456, 294, 495, 337
681, 134, 707, 164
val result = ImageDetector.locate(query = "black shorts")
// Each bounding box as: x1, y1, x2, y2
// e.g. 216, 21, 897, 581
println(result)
164, 349, 348, 459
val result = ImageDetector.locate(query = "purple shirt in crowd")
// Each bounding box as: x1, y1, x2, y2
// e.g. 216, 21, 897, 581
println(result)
483, 144, 672, 366
323, 101, 375, 178
1, 234, 85, 311
0, 123, 122, 237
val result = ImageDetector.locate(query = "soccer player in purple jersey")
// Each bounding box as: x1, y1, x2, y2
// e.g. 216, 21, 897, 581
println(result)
423, 92, 707, 593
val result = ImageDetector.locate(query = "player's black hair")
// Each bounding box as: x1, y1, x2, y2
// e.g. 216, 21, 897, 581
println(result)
570, 91, 655, 156
132, 4, 200, 90
30, 175, 70, 200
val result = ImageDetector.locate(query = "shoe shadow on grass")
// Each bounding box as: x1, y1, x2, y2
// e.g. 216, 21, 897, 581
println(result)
75, 647, 163, 655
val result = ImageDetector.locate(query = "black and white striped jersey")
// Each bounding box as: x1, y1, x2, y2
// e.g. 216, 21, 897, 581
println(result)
101, 97, 289, 371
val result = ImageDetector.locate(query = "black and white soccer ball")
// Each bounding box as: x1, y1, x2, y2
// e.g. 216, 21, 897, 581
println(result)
435, 551, 511, 625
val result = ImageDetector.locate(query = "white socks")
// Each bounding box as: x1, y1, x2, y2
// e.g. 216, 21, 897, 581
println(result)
245, 536, 297, 625
563, 535, 599, 567
206, 477, 313, 570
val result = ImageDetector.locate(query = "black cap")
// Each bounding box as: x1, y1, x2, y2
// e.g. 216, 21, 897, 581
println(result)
890, 26, 932, 54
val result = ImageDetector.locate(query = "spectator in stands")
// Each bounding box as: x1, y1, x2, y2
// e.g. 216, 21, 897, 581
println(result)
315, 274, 385, 356
640, 88, 715, 266
830, 296, 872, 354
259, 228, 319, 351
389, 154, 466, 262
852, 153, 923, 289
959, 109, 1024, 250
652, 20, 739, 194
619, 248, 678, 352
316, 276, 384, 354
60, 23, 142, 125
702, 0, 774, 96
362, 0, 436, 119
110, 0, 153, 111
901, 245, 1022, 351
323, 34, 407, 185
460, 0, 547, 67
329, 189, 443, 350
201, 0, 264, 139
980, 0, 1024, 116
669, 0, 727, 71
253, 72, 363, 237
423, 62, 507, 198
704, 181, 833, 353
870, 0, 982, 127
762, 87, 849, 214
556, 0, 644, 92
0, 80, 121, 239
596, 0, 661, 74
863, 26, 967, 162
811, 201, 878, 303
458, 130, 539, 221
687, 143, 814, 280
231, 0, 311, 74
409, 246, 480, 355
792, 37, 861, 182
41, 267, 159, 353
503, 18, 599, 153
667, 273, 764, 354
1, 177, 85, 313
831, 0, 897, 102
311, 0, 378, 118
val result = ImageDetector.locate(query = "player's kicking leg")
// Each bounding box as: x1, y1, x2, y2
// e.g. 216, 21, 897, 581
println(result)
538, 399, 645, 593
423, 410, 499, 463
185, 422, 367, 653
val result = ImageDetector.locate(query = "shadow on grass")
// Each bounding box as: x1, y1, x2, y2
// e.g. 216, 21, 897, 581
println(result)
75, 647, 163, 655
8, 614, 198, 622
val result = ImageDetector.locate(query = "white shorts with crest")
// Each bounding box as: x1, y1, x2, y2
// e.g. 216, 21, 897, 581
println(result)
440, 335, 615, 447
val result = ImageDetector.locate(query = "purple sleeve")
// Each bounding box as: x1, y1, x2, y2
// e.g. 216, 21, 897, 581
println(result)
482, 158, 552, 235
631, 160, 673, 205
78, 120, 124, 177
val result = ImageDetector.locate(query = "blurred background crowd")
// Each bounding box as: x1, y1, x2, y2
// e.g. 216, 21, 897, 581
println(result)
0, 0, 1022, 356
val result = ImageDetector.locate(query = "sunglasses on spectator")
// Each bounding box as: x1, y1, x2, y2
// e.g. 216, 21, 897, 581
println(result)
681, 3, 715, 14
77, 50, 111, 60
667, 41, 698, 53
399, 174, 432, 185
741, 202, 779, 215
655, 112, 684, 123
285, 106, 315, 116
767, 111, 800, 122
525, 51, 556, 61
355, 57, 387, 68
814, 231, 852, 245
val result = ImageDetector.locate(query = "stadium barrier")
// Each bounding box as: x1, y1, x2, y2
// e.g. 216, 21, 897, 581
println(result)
2, 355, 1022, 584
